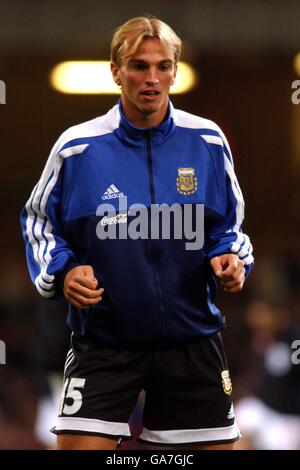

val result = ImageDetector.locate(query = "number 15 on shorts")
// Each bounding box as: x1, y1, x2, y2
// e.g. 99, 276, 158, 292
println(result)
59, 378, 86, 415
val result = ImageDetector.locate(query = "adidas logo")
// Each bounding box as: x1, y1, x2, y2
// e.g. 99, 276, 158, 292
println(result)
102, 184, 125, 200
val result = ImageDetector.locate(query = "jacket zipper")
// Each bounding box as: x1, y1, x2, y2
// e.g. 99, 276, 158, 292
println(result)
146, 130, 156, 204
145, 130, 167, 341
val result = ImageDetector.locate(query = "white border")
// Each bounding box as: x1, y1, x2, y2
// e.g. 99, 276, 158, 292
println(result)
139, 423, 240, 444
53, 416, 131, 436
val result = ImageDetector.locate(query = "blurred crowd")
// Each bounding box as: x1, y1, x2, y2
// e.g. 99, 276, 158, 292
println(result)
1, 252, 300, 450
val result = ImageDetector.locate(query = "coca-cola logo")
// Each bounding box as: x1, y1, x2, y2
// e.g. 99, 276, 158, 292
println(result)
101, 212, 128, 226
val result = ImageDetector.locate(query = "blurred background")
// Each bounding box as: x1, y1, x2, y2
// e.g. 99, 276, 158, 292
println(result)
1, 0, 300, 450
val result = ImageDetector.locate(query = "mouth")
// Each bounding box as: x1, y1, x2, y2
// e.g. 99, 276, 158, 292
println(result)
140, 90, 160, 100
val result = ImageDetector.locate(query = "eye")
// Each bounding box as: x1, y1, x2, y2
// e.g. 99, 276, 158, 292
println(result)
131, 62, 148, 71
158, 62, 173, 72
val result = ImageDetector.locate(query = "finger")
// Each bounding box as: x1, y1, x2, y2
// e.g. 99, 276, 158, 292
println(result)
223, 284, 244, 293
219, 258, 241, 278
66, 291, 103, 307
83, 265, 97, 282
221, 278, 242, 289
73, 275, 99, 290
72, 265, 99, 288
67, 296, 102, 310
220, 266, 245, 285
222, 278, 245, 292
65, 290, 90, 309
68, 283, 104, 298
210, 257, 222, 276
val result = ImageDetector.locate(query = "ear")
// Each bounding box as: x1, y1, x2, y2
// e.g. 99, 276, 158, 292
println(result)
111, 62, 121, 86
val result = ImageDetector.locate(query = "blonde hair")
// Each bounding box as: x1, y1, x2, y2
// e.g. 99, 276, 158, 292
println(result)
111, 16, 182, 67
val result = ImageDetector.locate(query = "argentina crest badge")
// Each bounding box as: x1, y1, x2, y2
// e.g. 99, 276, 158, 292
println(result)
221, 370, 233, 395
176, 167, 198, 195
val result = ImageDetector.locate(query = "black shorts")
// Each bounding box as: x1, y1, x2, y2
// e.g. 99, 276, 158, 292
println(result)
52, 332, 240, 445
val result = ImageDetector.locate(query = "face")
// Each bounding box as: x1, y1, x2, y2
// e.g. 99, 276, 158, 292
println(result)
111, 37, 177, 127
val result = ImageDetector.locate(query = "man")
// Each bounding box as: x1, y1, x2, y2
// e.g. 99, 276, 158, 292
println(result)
21, 16, 253, 450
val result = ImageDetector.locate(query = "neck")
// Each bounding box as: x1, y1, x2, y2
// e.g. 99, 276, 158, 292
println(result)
121, 99, 168, 128
129, 114, 162, 128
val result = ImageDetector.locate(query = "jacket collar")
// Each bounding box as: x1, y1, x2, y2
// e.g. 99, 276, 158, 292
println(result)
114, 99, 176, 148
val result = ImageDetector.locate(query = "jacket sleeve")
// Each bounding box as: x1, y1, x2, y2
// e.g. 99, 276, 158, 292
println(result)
20, 138, 80, 299
205, 130, 254, 277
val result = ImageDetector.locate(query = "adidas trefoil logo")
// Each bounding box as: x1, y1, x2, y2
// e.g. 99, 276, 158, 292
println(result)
102, 184, 125, 200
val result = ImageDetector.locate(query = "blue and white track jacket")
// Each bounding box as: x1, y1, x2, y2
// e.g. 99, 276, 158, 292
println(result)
21, 101, 253, 348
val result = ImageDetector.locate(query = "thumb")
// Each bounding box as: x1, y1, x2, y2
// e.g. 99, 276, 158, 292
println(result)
210, 257, 222, 277
83, 265, 97, 283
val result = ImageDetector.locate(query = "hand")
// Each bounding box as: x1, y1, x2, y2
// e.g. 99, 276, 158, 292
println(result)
210, 254, 245, 293
63, 265, 104, 309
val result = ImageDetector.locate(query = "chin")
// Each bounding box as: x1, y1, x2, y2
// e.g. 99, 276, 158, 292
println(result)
139, 104, 159, 115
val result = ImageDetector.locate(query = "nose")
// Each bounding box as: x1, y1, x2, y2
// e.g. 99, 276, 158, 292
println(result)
145, 66, 159, 85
